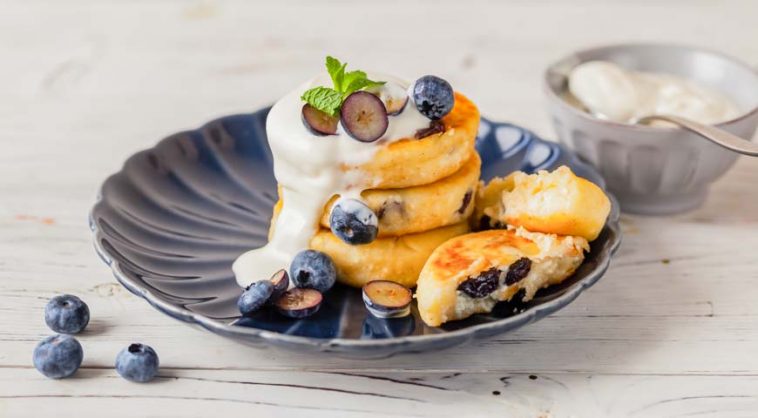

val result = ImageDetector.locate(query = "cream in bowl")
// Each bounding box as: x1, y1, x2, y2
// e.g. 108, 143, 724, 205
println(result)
545, 44, 758, 215
567, 60, 741, 126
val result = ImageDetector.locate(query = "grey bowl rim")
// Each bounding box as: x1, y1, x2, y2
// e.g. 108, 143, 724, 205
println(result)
543, 42, 758, 133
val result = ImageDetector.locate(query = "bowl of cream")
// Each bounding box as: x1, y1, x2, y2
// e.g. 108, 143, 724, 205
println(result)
544, 43, 758, 215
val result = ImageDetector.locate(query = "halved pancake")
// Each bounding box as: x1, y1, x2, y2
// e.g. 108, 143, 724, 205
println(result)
416, 228, 588, 327
350, 92, 480, 189
319, 153, 480, 237
474, 166, 611, 241
310, 222, 469, 288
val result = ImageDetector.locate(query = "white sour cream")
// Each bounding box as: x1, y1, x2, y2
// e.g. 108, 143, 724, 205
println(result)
568, 61, 741, 125
232, 73, 429, 288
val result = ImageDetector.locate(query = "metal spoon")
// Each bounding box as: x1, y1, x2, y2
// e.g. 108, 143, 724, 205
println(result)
563, 89, 758, 156
634, 114, 758, 157
562, 89, 758, 156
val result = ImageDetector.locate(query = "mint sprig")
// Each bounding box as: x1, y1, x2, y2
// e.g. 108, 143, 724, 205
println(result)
301, 56, 384, 116
301, 87, 343, 118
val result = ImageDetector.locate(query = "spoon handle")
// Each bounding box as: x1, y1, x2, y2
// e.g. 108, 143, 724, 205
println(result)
637, 115, 758, 157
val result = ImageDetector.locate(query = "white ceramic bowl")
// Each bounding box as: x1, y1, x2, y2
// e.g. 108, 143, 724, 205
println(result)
545, 43, 758, 215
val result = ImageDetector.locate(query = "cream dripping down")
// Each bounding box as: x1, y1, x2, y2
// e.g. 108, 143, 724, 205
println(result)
233, 73, 430, 288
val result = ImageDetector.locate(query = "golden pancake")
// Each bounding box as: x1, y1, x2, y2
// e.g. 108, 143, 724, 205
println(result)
318, 153, 480, 237
309, 222, 470, 288
474, 166, 611, 241
348, 92, 480, 189
416, 228, 588, 327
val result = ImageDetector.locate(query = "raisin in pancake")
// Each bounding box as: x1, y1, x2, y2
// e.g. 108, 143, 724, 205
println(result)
416, 228, 588, 327
318, 153, 480, 237
348, 92, 480, 189
310, 222, 469, 288
474, 166, 611, 241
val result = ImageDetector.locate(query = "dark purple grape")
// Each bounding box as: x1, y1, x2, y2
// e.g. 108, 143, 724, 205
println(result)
275, 288, 323, 319
340, 91, 388, 142
302, 104, 338, 135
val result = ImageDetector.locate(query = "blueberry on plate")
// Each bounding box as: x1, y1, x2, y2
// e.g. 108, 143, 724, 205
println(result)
275, 288, 323, 319
290, 250, 337, 293
238, 280, 275, 316
115, 343, 159, 383
362, 280, 412, 318
44, 294, 90, 334
33, 334, 83, 379
376, 82, 408, 115
340, 91, 388, 142
269, 269, 290, 301
329, 198, 378, 245
302, 104, 339, 135
411, 75, 455, 120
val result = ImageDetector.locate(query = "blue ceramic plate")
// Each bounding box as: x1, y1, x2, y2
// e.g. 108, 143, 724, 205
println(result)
90, 108, 621, 358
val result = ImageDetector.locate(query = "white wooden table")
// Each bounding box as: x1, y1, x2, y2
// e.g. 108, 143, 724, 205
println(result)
2, 1, 758, 416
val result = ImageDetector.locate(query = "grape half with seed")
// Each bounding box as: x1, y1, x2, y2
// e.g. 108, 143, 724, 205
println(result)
302, 104, 339, 135
275, 288, 323, 319
362, 280, 412, 318
340, 91, 389, 142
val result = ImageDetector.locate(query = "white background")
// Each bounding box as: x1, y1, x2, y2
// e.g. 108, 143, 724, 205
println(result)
2, 1, 758, 417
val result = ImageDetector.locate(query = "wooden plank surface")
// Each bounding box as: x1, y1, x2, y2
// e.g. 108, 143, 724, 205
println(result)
1, 0, 758, 417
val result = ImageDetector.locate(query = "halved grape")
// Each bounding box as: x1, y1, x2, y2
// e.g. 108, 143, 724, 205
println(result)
302, 104, 338, 135
377, 82, 409, 116
340, 91, 388, 142
362, 280, 412, 318
269, 269, 289, 301
275, 288, 323, 319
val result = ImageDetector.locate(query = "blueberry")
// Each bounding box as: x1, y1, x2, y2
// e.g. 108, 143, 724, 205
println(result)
115, 343, 159, 383
33, 334, 83, 379
237, 280, 274, 316
290, 250, 337, 293
329, 198, 378, 245
44, 294, 90, 334
411, 75, 455, 120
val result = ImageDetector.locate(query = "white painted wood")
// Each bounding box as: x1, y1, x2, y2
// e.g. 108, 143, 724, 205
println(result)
2, 0, 758, 416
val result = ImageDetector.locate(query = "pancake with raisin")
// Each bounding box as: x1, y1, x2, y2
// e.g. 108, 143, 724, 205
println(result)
320, 153, 480, 236
349, 92, 480, 189
416, 228, 588, 327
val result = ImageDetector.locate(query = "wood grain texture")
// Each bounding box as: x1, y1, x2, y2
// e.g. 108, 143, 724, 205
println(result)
1, 0, 758, 417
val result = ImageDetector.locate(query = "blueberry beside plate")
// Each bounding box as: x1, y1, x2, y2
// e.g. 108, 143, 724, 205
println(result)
89, 108, 621, 358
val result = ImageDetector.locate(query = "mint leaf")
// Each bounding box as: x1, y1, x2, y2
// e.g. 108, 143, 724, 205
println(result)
303, 56, 386, 115
325, 56, 346, 92
343, 76, 385, 97
301, 86, 343, 117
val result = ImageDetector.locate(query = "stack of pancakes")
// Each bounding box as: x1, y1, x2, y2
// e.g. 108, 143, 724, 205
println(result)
272, 93, 481, 288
